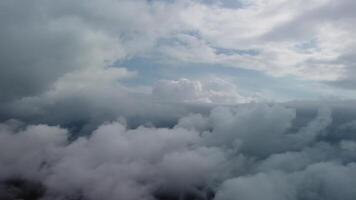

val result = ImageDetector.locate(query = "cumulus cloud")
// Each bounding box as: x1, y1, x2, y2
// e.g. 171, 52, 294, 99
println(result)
0, 119, 226, 200
152, 78, 253, 104
1, 103, 356, 199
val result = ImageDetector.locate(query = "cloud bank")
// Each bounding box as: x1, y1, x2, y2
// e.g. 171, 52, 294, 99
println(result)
2, 103, 356, 200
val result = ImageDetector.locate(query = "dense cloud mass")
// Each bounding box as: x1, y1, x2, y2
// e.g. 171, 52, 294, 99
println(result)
0, 0, 180, 102
1, 103, 356, 200
1, 0, 356, 199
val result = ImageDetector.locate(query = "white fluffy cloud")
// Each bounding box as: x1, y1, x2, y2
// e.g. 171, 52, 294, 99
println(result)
152, 78, 254, 104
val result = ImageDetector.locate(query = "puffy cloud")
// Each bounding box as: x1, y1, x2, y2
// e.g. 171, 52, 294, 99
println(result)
0, 121, 68, 180
215, 172, 294, 200
152, 78, 253, 104
0, 120, 227, 200
1, 102, 356, 199
216, 162, 356, 200
204, 104, 297, 156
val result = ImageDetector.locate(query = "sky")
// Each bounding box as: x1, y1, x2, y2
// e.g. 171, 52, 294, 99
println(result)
1, 0, 356, 200
1, 0, 356, 105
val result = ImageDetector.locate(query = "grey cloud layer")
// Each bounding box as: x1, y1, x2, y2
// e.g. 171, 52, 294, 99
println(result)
0, 0, 180, 102
2, 103, 356, 199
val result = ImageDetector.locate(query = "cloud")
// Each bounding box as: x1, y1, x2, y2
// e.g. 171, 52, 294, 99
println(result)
1, 0, 355, 118
0, 0, 118, 101
215, 171, 294, 200
1, 0, 356, 199
1, 74, 227, 134
215, 162, 356, 200
1, 102, 356, 199
0, 119, 226, 200
155, 0, 356, 86
1, 0, 259, 132
0, 0, 182, 102
152, 78, 253, 104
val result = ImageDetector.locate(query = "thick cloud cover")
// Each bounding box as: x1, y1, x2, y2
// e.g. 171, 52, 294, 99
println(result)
1, 0, 356, 199
0, 0, 180, 102
1, 103, 356, 200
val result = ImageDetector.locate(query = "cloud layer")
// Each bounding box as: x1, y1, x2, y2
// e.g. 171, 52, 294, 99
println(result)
2, 103, 356, 199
